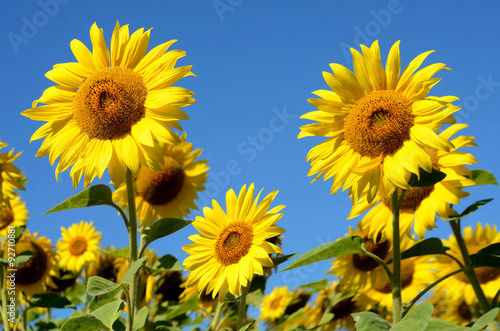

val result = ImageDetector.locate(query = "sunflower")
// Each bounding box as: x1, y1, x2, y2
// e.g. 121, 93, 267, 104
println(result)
87, 251, 126, 282
0, 196, 28, 236
299, 40, 458, 203
434, 223, 500, 305
179, 278, 218, 317
330, 224, 391, 290
57, 221, 102, 273
113, 132, 208, 226
7, 230, 58, 296
0, 141, 25, 213
182, 183, 285, 299
428, 291, 481, 327
260, 286, 294, 321
349, 124, 476, 240
22, 22, 195, 188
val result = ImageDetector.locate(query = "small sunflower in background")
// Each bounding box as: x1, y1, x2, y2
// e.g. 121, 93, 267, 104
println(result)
428, 291, 481, 327
183, 183, 285, 300
0, 141, 25, 214
22, 21, 195, 188
299, 40, 458, 204
113, 132, 209, 226
260, 286, 294, 322
87, 250, 126, 283
179, 276, 218, 317
0, 196, 28, 236
8, 230, 58, 297
57, 221, 102, 273
349, 124, 477, 241
434, 223, 500, 306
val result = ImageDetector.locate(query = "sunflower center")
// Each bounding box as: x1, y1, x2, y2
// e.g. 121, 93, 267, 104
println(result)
135, 157, 186, 206
16, 241, 47, 286
344, 90, 414, 158
330, 296, 356, 320
0, 206, 14, 230
214, 221, 253, 266
375, 262, 414, 293
69, 236, 88, 256
269, 298, 281, 311
458, 301, 472, 321
73, 66, 147, 140
456, 266, 500, 284
352, 236, 390, 271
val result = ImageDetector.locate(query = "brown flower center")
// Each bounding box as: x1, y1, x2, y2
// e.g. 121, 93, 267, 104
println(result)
214, 221, 253, 266
352, 236, 390, 271
0, 206, 14, 230
69, 236, 88, 256
344, 90, 414, 158
330, 296, 356, 320
135, 156, 185, 205
73, 66, 147, 140
458, 301, 472, 321
456, 267, 500, 284
16, 241, 48, 286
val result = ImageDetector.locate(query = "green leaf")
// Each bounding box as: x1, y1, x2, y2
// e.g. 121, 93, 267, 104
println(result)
102, 247, 130, 259
113, 316, 126, 331
90, 300, 124, 330
424, 318, 469, 331
409, 168, 446, 187
392, 302, 432, 331
88, 288, 122, 312
14, 225, 25, 243
299, 278, 329, 292
442, 199, 493, 221
239, 320, 255, 331
45, 184, 116, 214
469, 308, 500, 331
352, 311, 391, 331
133, 307, 149, 331
271, 253, 297, 268
149, 254, 181, 273
471, 169, 498, 185
223, 292, 237, 303
164, 294, 199, 320
15, 250, 34, 266
87, 276, 123, 297
27, 292, 72, 308
316, 313, 334, 327
121, 256, 148, 286
246, 275, 265, 307
61, 316, 109, 331
470, 250, 500, 268
387, 238, 449, 264
141, 218, 192, 249
281, 237, 363, 271
476, 242, 500, 256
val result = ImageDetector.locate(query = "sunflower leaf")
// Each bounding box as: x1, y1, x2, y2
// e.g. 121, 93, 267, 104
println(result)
299, 278, 329, 292
470, 244, 500, 268
386, 238, 449, 264
471, 169, 498, 185
239, 320, 255, 331
44, 184, 117, 214
270, 253, 297, 268
392, 302, 432, 331
281, 237, 363, 272
442, 199, 493, 221
102, 246, 130, 259
15, 250, 34, 266
87, 276, 123, 297
61, 315, 110, 331
120, 256, 149, 286
27, 293, 73, 309
408, 168, 446, 188
352, 311, 391, 331
149, 254, 182, 273
469, 308, 500, 331
164, 294, 199, 320
133, 307, 149, 331
246, 275, 266, 307
141, 218, 192, 249
424, 318, 469, 330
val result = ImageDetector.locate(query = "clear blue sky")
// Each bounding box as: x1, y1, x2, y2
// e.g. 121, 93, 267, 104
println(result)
1, 0, 500, 303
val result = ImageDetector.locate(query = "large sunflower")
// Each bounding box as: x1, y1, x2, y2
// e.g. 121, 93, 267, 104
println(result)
0, 141, 25, 213
22, 22, 195, 188
113, 132, 208, 227
434, 223, 500, 305
57, 221, 102, 273
182, 183, 285, 299
0, 196, 28, 236
8, 230, 58, 297
348, 124, 476, 240
299, 40, 458, 203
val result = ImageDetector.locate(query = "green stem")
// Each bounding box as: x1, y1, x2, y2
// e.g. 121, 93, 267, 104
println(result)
209, 300, 224, 331
317, 286, 338, 331
0, 264, 11, 331
45, 308, 51, 324
364, 250, 393, 281
237, 285, 250, 330
126, 168, 139, 331
391, 189, 405, 324
124, 286, 133, 331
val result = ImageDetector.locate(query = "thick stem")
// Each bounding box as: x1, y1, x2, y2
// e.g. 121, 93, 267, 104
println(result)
126, 168, 139, 331
391, 189, 404, 324
209, 300, 224, 331
237, 285, 250, 330
0, 265, 11, 331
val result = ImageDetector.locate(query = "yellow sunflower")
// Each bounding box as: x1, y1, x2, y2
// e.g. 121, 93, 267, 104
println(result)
22, 21, 195, 188
260, 286, 294, 321
349, 124, 476, 240
7, 230, 58, 297
182, 183, 285, 299
299, 40, 458, 203
179, 278, 218, 317
330, 224, 391, 290
0, 196, 28, 236
428, 291, 481, 327
434, 223, 500, 305
0, 142, 25, 213
113, 132, 209, 226
57, 221, 102, 273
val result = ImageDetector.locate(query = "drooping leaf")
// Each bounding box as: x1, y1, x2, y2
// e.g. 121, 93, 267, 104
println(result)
121, 256, 148, 286
133, 307, 149, 331
392, 302, 432, 331
102, 247, 130, 259
87, 276, 123, 297
408, 168, 446, 188
281, 237, 363, 271
387, 238, 449, 264
471, 169, 498, 186
45, 184, 118, 214
141, 218, 192, 249
469, 308, 500, 331
28, 293, 73, 309
442, 199, 493, 221
352, 311, 391, 331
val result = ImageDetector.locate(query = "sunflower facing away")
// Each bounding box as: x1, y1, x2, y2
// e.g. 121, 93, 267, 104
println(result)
182, 183, 285, 299
260, 286, 294, 321
0, 141, 26, 214
299, 40, 458, 203
348, 124, 477, 240
0, 196, 28, 236
22, 22, 195, 188
57, 221, 102, 273
113, 132, 209, 226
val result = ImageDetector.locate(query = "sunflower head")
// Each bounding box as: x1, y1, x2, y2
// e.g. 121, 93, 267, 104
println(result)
0, 142, 26, 214
260, 286, 294, 321
183, 183, 285, 300
22, 21, 195, 188
0, 196, 28, 236
87, 251, 125, 282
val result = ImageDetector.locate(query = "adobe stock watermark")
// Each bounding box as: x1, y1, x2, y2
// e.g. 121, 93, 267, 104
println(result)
339, 0, 409, 63
194, 106, 296, 208
212, 0, 243, 22
7, 0, 70, 54
6, 226, 17, 324
454, 74, 500, 122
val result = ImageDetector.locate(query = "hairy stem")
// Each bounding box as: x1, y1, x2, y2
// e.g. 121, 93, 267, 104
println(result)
391, 189, 405, 324
126, 168, 139, 331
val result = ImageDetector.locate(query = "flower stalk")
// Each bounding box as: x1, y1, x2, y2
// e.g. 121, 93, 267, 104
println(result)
391, 189, 405, 324
126, 168, 139, 331
237, 285, 250, 330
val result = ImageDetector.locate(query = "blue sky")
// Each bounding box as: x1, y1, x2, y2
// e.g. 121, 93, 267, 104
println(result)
1, 0, 500, 311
